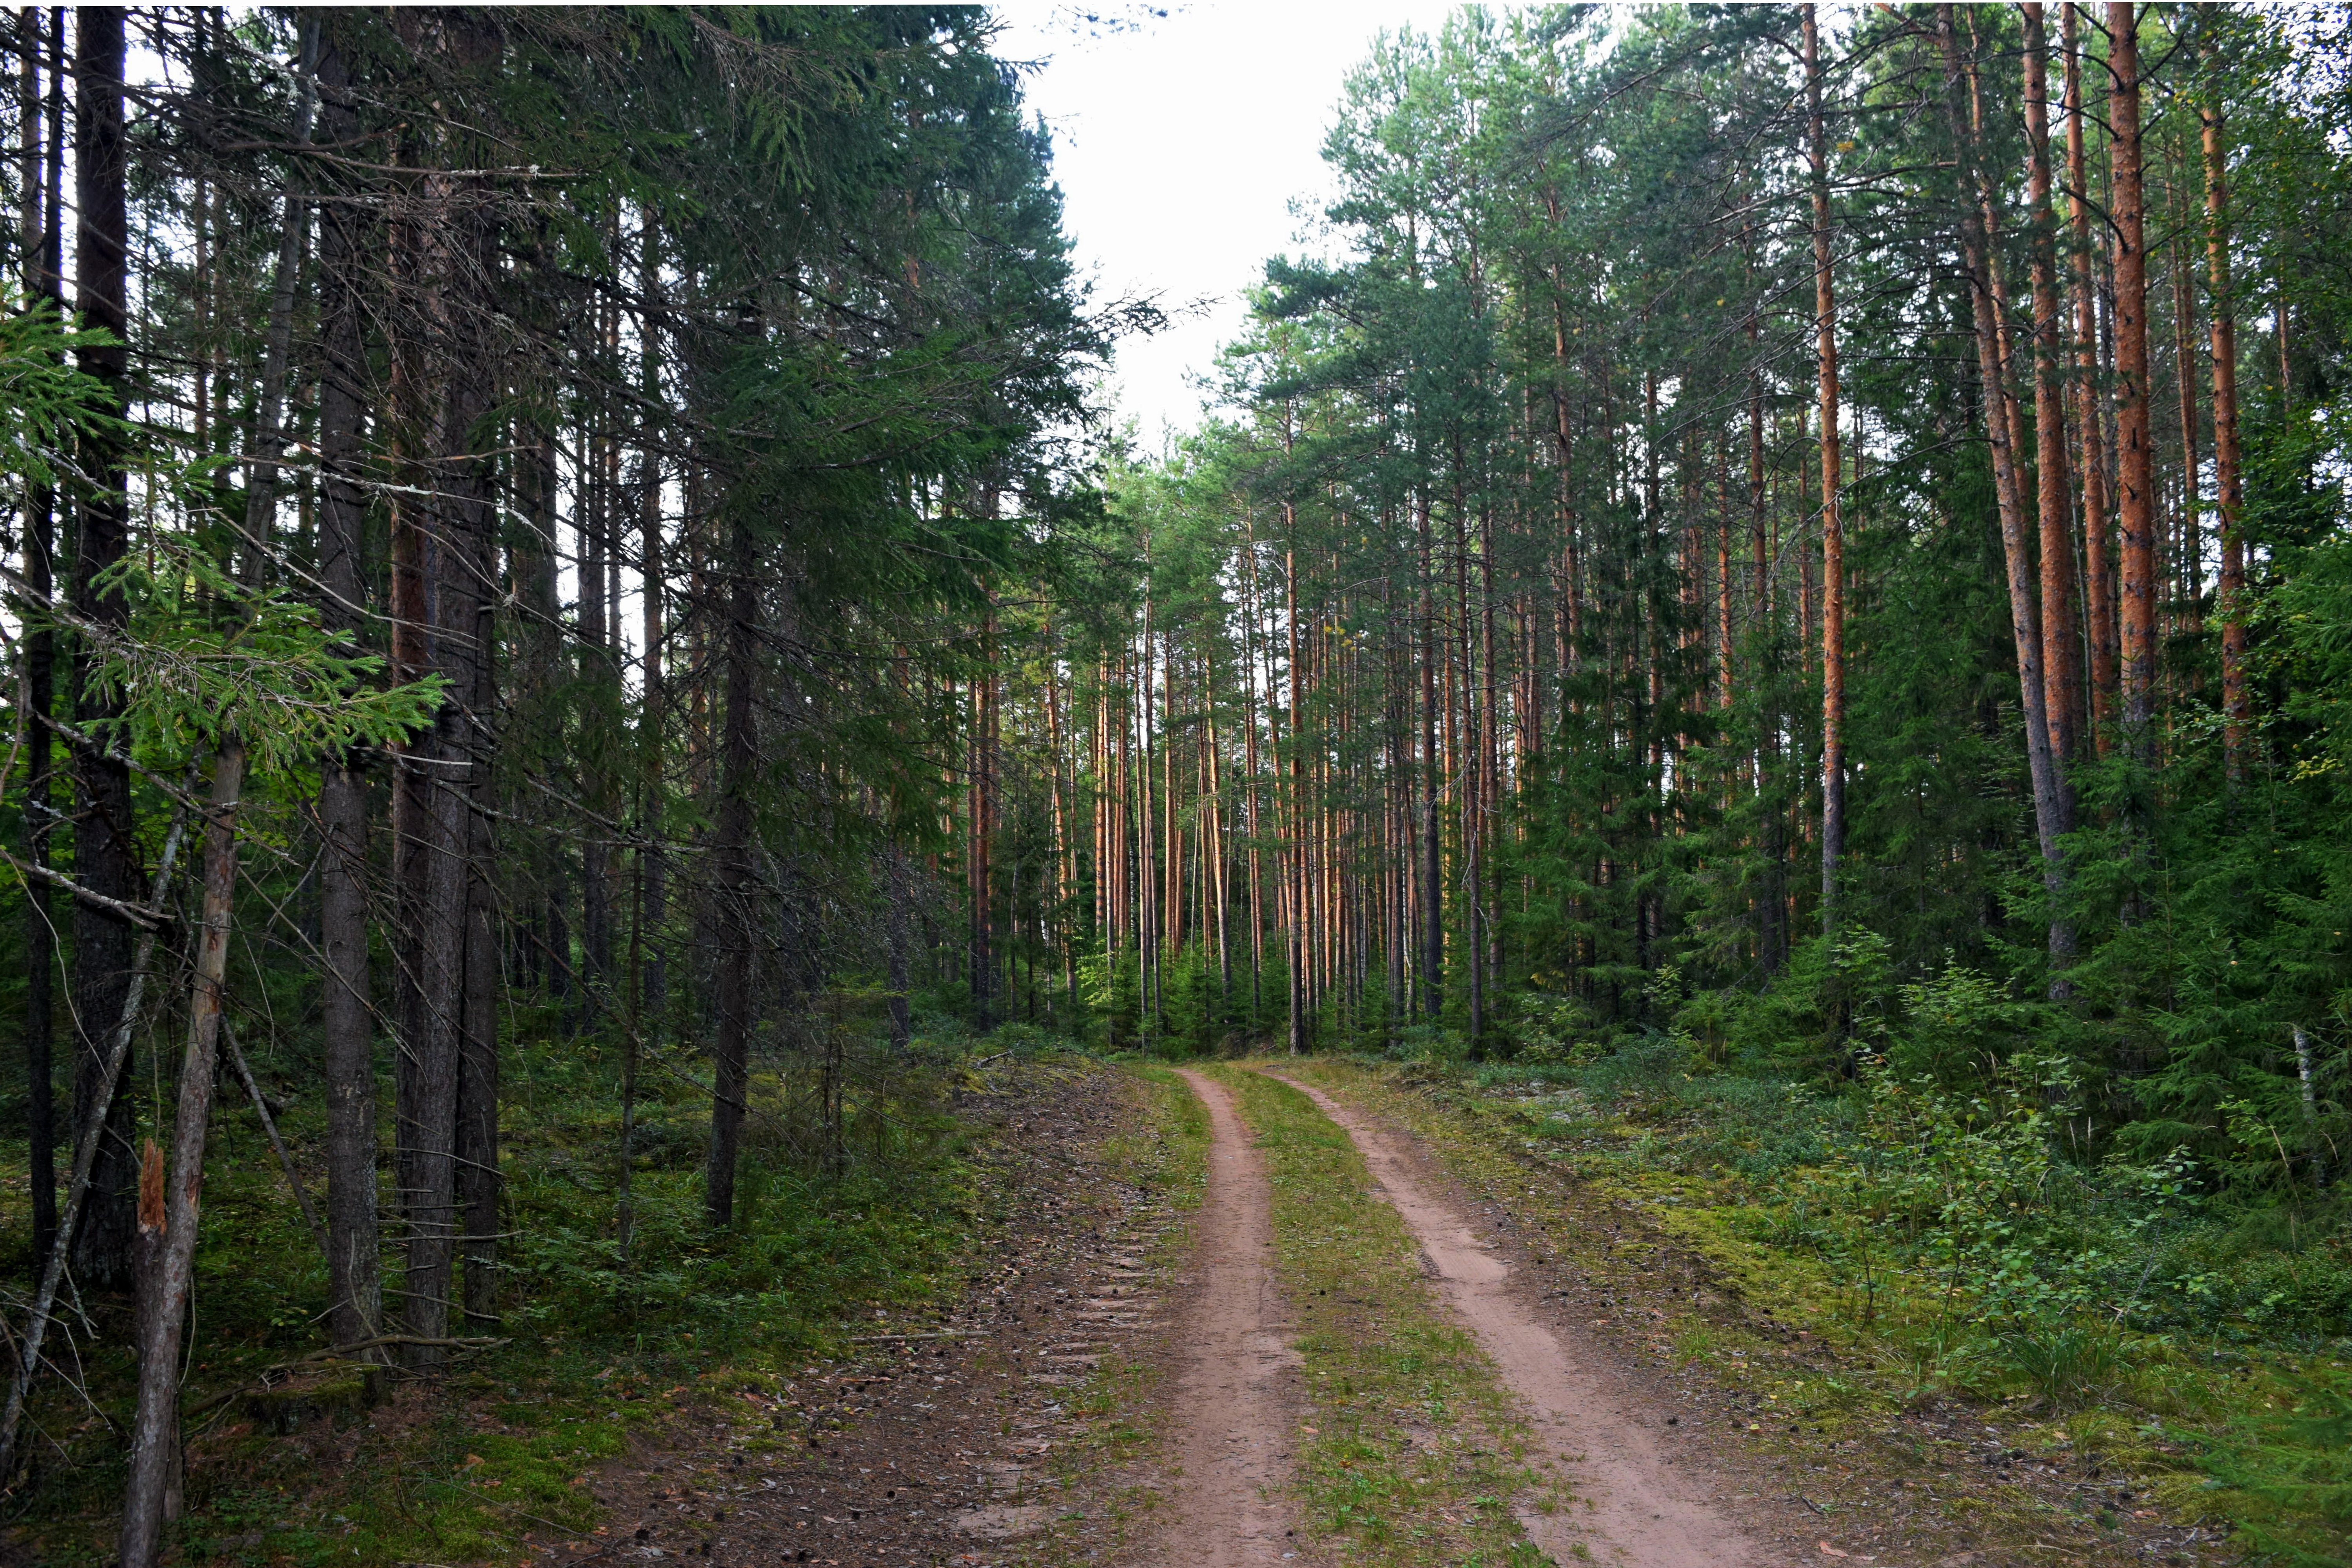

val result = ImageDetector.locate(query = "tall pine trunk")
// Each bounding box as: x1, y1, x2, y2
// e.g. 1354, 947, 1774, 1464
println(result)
1944, 6, 2075, 970
2203, 93, 2249, 787
2108, 2, 2158, 756
2064, 4, 2120, 748
68, 4, 138, 1293
2022, 4, 2083, 771
1804, 4, 1844, 933
313, 27, 381, 1352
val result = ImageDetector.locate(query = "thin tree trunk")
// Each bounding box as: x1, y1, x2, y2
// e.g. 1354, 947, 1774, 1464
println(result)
312, 27, 381, 1354
1944, 5, 2076, 972
969, 599, 995, 1030
638, 218, 669, 1029
1805, 4, 1845, 934
119, 746, 245, 1568
236, 18, 319, 585
2205, 91, 2249, 788
223, 1019, 327, 1258
2170, 146, 2203, 639
2109, 2, 2158, 755
885, 848, 913, 1049
2023, 4, 2083, 770
16, 4, 61, 1275
1285, 518, 1308, 1053
0, 805, 190, 1480
2065, 4, 2120, 748
1417, 489, 1442, 1015
704, 518, 757, 1227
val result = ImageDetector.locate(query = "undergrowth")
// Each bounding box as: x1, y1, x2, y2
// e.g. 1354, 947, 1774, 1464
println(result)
0, 1014, 1096, 1566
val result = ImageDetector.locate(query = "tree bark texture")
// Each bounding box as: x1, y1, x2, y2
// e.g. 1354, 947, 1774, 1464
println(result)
2108, 2, 2158, 751
2022, 3, 2083, 771
311, 26, 383, 1354
2064, 4, 2120, 747
1805, 4, 1845, 933
69, 3, 138, 1294
1944, 6, 2074, 969
118, 745, 244, 1568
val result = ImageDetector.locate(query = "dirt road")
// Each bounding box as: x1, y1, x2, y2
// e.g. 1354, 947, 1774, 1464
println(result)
1260, 1069, 1784, 1568
1159, 1069, 1304, 1566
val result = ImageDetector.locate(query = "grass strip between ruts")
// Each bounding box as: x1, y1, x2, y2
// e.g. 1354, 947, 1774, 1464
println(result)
1207, 1063, 1568, 1568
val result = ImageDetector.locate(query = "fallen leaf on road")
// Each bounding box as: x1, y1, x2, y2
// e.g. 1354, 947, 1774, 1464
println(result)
1820, 1543, 1849, 1559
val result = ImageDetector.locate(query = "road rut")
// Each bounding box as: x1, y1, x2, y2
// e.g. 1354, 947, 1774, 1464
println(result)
1158, 1069, 1303, 1567
1266, 1070, 1782, 1568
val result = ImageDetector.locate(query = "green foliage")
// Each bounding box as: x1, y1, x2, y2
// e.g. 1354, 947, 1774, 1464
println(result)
2199, 1376, 2352, 1568
81, 546, 445, 778
0, 290, 124, 491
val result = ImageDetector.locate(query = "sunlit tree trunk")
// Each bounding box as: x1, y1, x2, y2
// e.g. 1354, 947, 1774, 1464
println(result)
2064, 4, 2120, 748
1804, 4, 1844, 934
2022, 4, 2083, 771
2108, 2, 2158, 758
2203, 92, 2249, 788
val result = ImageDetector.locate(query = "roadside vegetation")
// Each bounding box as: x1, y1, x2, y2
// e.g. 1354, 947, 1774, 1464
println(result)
1291, 1026, 2350, 1567
0, 1027, 1089, 1566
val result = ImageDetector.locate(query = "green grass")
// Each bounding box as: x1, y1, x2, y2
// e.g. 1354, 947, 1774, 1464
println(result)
1205, 1064, 1566, 1568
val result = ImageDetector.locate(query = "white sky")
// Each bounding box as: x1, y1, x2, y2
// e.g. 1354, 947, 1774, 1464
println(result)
991, 2, 1466, 449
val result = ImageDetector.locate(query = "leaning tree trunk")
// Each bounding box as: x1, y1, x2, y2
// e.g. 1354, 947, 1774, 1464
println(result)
118, 746, 245, 1568
1943, 6, 2074, 971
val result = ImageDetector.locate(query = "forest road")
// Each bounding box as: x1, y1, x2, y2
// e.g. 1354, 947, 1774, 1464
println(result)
1262, 1070, 1786, 1568
1160, 1069, 1306, 1567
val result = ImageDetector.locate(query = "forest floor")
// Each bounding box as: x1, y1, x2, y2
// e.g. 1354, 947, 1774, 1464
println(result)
21, 1050, 2246, 1568
511, 1054, 2236, 1568
492, 1051, 2239, 1568
494, 1057, 1210, 1568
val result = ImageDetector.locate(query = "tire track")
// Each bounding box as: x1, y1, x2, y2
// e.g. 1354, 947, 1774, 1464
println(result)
1265, 1069, 1781, 1568
1156, 1069, 1303, 1567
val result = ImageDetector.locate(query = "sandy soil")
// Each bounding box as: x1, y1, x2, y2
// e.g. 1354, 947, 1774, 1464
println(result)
1266, 1069, 1793, 1568
1154, 1069, 1306, 1568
